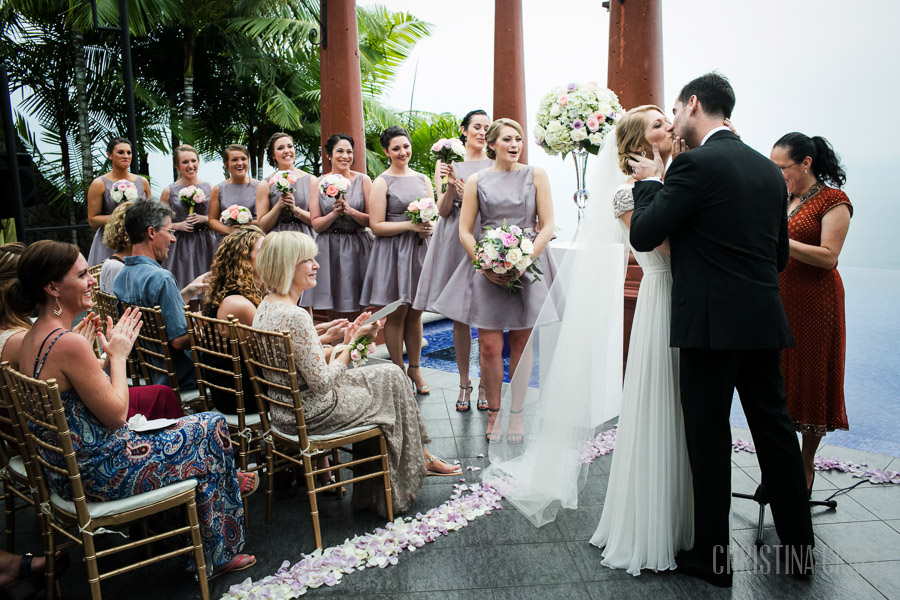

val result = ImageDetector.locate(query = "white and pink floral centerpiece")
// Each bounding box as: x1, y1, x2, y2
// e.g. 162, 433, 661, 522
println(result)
220, 205, 252, 228
110, 179, 138, 203
405, 198, 439, 245
472, 223, 542, 294
178, 185, 206, 214
533, 82, 622, 157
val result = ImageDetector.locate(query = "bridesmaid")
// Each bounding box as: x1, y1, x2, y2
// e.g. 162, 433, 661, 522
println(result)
309, 133, 374, 319
209, 144, 266, 236
360, 126, 435, 394
432, 119, 556, 443
257, 132, 317, 237
160, 144, 216, 293
413, 110, 493, 412
87, 137, 150, 266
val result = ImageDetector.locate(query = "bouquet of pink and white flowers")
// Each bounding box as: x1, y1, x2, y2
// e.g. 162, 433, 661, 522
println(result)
319, 173, 351, 221
405, 198, 439, 245
178, 185, 206, 214
220, 205, 252, 227
348, 336, 377, 367
110, 179, 139, 203
430, 137, 466, 192
472, 223, 542, 294
533, 82, 623, 157
268, 170, 297, 195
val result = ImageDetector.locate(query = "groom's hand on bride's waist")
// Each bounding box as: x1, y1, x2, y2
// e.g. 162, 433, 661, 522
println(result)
628, 142, 666, 181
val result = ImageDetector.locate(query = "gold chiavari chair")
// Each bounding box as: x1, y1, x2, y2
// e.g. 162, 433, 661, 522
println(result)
92, 290, 143, 387
0, 361, 37, 551
1, 363, 209, 600
235, 322, 393, 550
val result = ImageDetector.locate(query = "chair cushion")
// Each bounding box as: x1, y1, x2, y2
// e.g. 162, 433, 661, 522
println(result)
50, 478, 197, 518
8, 455, 26, 478
212, 410, 262, 429
273, 424, 378, 444
180, 388, 201, 403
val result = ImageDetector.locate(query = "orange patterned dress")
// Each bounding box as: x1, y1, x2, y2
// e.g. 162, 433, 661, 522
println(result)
779, 186, 852, 434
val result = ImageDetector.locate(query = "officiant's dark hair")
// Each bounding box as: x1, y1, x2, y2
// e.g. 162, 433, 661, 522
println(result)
459, 110, 489, 144
677, 72, 735, 119
774, 133, 847, 189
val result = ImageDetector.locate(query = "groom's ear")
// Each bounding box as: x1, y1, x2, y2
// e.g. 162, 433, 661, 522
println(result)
686, 95, 700, 116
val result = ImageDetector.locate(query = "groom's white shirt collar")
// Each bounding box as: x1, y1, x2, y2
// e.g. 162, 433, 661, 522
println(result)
701, 126, 731, 146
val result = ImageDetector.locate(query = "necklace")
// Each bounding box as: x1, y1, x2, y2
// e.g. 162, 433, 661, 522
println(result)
788, 180, 824, 220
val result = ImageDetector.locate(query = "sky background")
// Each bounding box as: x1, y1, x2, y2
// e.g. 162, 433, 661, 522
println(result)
146, 0, 897, 269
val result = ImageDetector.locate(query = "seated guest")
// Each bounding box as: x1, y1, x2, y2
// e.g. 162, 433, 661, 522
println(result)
113, 199, 207, 389
8, 240, 256, 578
3, 242, 181, 420
253, 231, 461, 516
98, 200, 133, 294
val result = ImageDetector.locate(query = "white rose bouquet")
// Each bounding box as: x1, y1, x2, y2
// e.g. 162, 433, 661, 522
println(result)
178, 185, 206, 214
110, 179, 138, 203
319, 173, 352, 222
472, 223, 542, 294
430, 137, 466, 192
533, 82, 623, 157
220, 205, 252, 227
268, 170, 297, 195
405, 198, 439, 246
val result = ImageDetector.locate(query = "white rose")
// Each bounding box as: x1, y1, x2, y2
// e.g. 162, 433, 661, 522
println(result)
516, 256, 533, 271
549, 103, 561, 117
237, 210, 250, 224
598, 102, 612, 116
421, 207, 438, 221
124, 185, 138, 200
450, 139, 466, 156
485, 228, 501, 239
546, 120, 562, 133
570, 128, 588, 142
335, 178, 350, 192
493, 265, 508, 274
483, 244, 499, 260
533, 125, 545, 143
520, 238, 534, 254
588, 132, 605, 146
506, 248, 523, 263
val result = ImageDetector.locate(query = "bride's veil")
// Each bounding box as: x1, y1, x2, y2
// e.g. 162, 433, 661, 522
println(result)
482, 130, 629, 527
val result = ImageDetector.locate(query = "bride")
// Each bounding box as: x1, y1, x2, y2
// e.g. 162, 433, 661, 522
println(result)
482, 105, 693, 574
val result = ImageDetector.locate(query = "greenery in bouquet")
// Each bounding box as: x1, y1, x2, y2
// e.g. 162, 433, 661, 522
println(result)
533, 82, 623, 158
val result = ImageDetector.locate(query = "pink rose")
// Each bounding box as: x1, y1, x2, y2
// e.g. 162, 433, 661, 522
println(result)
431, 140, 444, 153
350, 349, 361, 362
326, 185, 338, 197
367, 343, 376, 354
594, 111, 606, 123
557, 95, 568, 106
407, 201, 420, 212
586, 116, 600, 132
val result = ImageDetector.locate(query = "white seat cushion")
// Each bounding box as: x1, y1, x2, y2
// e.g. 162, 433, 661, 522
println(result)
50, 478, 197, 518
273, 424, 378, 444
210, 410, 261, 429
8, 455, 27, 478
180, 388, 201, 403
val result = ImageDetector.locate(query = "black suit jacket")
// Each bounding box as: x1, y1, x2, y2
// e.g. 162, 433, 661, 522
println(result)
630, 130, 794, 350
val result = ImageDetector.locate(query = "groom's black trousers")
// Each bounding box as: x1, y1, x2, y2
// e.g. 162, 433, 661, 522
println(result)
679, 348, 814, 562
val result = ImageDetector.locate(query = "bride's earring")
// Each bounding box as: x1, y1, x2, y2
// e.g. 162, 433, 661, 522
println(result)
53, 297, 62, 317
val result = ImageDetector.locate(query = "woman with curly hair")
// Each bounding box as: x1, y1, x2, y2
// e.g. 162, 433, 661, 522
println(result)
98, 200, 133, 294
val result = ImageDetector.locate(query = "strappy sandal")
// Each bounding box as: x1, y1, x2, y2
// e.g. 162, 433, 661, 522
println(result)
237, 471, 259, 498
485, 407, 502, 444
407, 364, 430, 395
476, 384, 488, 411
507, 408, 525, 445
208, 553, 256, 581
456, 385, 473, 412
425, 455, 462, 477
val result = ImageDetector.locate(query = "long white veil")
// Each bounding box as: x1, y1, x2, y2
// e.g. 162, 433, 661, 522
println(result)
482, 131, 629, 527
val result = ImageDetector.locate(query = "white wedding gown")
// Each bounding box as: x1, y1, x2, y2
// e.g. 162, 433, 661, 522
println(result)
589, 183, 694, 574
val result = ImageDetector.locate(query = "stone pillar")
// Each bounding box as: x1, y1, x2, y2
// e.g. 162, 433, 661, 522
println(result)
607, 0, 664, 368
493, 0, 528, 164
319, 0, 366, 174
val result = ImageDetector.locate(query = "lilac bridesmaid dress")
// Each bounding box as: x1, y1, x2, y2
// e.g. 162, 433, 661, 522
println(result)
87, 176, 147, 266
216, 179, 258, 219
431, 166, 557, 330
304, 175, 374, 312
359, 174, 430, 307
266, 171, 316, 238
161, 182, 217, 288
413, 158, 492, 312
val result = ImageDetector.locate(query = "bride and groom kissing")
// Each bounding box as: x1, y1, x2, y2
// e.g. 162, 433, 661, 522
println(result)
483, 72, 815, 588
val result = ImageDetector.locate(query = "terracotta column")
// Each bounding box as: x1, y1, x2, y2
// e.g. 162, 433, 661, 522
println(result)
606, 0, 664, 368
319, 0, 366, 174
493, 0, 528, 164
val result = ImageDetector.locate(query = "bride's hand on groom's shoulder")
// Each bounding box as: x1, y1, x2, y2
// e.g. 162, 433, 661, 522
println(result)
628, 143, 665, 181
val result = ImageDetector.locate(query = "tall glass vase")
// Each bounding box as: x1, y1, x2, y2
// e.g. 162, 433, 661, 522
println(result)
571, 146, 590, 228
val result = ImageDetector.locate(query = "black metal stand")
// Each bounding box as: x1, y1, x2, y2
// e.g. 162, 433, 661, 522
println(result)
733, 483, 837, 547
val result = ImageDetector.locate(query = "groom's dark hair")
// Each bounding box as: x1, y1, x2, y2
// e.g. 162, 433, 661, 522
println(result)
677, 72, 735, 119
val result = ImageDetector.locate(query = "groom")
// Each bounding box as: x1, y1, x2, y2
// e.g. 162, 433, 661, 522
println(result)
628, 73, 814, 586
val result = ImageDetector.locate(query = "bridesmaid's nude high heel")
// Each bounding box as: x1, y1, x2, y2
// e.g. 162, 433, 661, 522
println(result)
407, 364, 430, 395
485, 407, 502, 444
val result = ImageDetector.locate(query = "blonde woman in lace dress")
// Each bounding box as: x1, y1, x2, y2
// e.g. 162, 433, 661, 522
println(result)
252, 232, 461, 516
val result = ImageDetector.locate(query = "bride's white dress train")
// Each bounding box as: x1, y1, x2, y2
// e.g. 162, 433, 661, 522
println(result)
589, 184, 694, 574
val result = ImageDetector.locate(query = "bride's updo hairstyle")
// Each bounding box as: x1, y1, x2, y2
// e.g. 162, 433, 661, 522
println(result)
484, 118, 524, 160
615, 105, 664, 175
773, 132, 846, 189
256, 231, 318, 295
6, 240, 79, 315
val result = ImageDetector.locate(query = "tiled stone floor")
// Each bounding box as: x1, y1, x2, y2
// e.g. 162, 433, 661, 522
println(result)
3, 365, 899, 599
